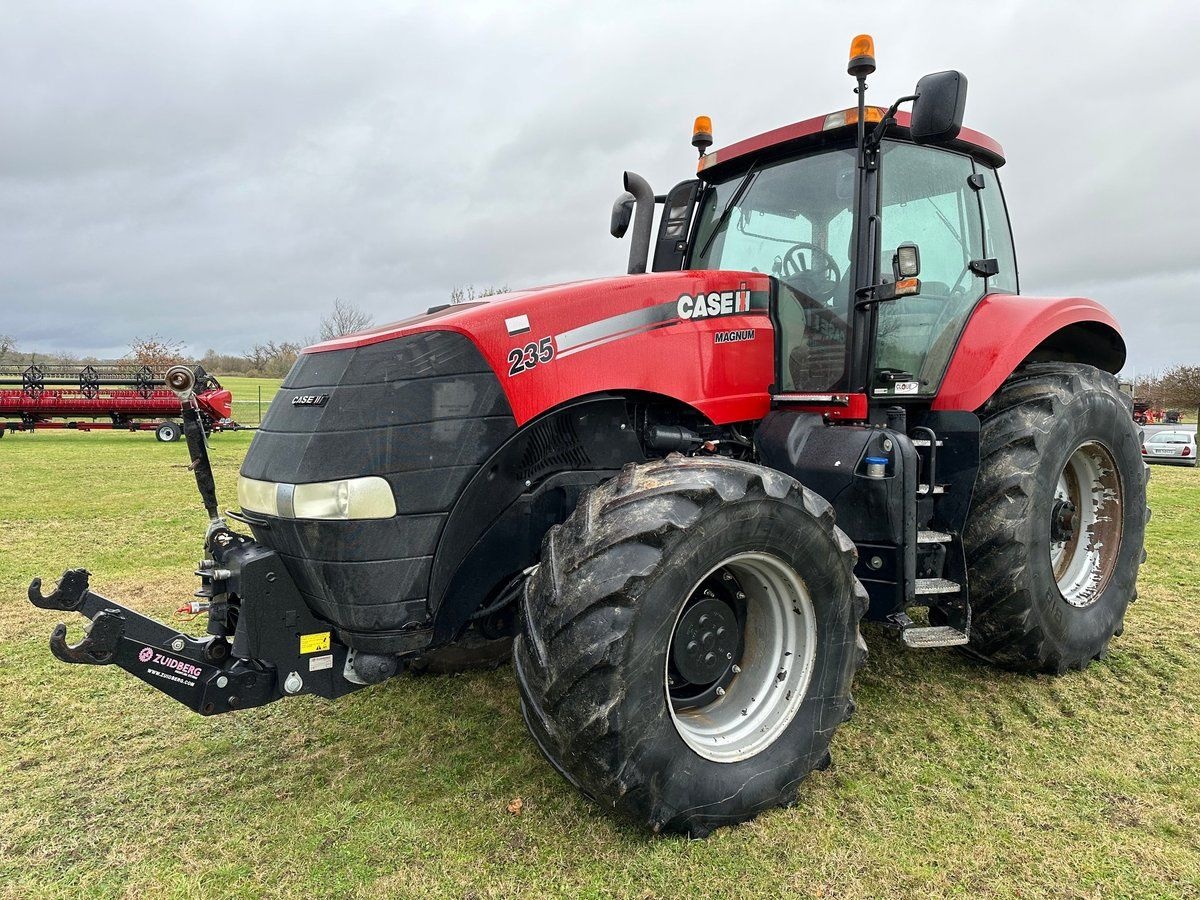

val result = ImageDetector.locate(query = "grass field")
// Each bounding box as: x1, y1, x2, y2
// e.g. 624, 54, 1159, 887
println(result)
214, 375, 282, 426
1, 432, 1197, 898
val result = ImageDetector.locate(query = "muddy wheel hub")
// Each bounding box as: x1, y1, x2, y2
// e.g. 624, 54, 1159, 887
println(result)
671, 597, 738, 686
1050, 498, 1078, 543
1050, 441, 1123, 609
666, 553, 818, 763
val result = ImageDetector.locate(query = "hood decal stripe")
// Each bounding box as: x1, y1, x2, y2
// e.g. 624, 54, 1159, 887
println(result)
551, 290, 769, 358
553, 301, 678, 353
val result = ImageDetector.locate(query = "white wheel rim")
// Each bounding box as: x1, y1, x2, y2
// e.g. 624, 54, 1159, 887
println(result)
665, 552, 817, 763
1050, 441, 1123, 608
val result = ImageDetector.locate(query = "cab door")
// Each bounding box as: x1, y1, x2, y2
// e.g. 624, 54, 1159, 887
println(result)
874, 141, 1018, 398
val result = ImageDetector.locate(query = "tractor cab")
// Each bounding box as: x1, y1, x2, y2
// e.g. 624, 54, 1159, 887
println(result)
633, 38, 1018, 409
689, 125, 1017, 401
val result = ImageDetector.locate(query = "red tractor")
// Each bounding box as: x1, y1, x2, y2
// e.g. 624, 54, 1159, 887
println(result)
30, 37, 1146, 837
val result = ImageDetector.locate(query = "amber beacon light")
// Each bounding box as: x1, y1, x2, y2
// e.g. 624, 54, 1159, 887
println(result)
692, 116, 713, 156
847, 34, 876, 77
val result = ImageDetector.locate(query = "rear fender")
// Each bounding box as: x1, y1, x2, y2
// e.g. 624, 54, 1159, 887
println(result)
933, 295, 1125, 412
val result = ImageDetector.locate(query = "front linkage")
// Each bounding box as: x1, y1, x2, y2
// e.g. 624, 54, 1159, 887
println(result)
27, 366, 365, 715
29, 537, 363, 715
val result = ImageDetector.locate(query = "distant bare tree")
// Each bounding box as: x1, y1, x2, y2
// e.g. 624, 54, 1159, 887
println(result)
201, 348, 254, 376
244, 341, 302, 378
449, 285, 509, 304
1159, 364, 1200, 424
319, 299, 374, 339
1133, 371, 1165, 407
129, 335, 186, 371
0, 334, 16, 364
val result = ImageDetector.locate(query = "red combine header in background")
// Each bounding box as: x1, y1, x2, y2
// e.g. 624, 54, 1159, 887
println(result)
0, 364, 233, 442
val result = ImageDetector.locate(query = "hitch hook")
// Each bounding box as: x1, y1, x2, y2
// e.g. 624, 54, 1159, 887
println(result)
28, 568, 92, 611
49, 608, 126, 665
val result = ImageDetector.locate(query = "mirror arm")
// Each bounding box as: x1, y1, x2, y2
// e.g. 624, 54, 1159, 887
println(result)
866, 94, 919, 149
855, 277, 921, 309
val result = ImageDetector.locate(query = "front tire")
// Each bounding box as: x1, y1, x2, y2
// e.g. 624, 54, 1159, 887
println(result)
513, 456, 868, 836
963, 363, 1148, 673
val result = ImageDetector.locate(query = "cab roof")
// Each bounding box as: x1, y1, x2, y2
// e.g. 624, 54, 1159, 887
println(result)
697, 107, 1005, 179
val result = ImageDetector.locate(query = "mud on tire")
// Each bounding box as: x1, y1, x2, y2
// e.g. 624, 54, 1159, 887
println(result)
512, 455, 868, 836
963, 362, 1148, 673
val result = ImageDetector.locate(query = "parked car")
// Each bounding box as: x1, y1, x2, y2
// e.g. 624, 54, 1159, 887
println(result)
1142, 430, 1197, 466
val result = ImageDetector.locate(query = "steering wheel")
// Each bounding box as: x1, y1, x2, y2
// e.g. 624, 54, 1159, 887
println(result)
780, 242, 842, 303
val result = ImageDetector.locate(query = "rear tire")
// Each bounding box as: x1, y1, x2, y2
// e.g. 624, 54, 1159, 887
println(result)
513, 456, 868, 836
963, 363, 1148, 673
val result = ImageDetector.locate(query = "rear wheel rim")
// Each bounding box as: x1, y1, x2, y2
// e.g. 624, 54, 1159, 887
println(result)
666, 552, 816, 763
1050, 441, 1123, 608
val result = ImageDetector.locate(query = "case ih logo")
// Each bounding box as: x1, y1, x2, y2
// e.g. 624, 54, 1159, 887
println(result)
291, 394, 329, 407
676, 290, 752, 320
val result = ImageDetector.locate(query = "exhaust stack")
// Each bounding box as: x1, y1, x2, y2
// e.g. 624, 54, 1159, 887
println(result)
623, 171, 654, 274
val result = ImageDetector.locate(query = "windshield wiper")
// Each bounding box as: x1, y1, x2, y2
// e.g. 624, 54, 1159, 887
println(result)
925, 198, 961, 243
697, 161, 762, 261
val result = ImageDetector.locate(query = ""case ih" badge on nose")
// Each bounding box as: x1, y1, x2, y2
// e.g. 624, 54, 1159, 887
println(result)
676, 290, 752, 320
291, 394, 329, 407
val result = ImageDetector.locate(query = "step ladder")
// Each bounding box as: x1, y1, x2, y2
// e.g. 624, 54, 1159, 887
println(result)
902, 426, 968, 647
901, 624, 970, 648
893, 530, 970, 646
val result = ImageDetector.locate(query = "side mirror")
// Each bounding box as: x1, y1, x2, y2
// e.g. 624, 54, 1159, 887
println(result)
910, 70, 967, 144
610, 191, 636, 238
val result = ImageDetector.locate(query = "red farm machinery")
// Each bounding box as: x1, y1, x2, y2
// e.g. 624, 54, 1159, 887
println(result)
0, 363, 233, 441
28, 37, 1147, 837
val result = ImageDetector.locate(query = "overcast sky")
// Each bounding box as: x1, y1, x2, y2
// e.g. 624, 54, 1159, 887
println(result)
4, 1, 1198, 374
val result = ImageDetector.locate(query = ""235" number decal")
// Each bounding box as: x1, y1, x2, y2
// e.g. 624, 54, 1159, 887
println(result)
508, 337, 555, 376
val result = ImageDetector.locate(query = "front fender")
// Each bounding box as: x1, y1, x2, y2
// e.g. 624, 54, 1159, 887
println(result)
933, 295, 1125, 412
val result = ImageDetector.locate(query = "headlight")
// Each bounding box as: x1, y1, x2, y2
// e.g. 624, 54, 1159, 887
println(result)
237, 476, 279, 517
237, 475, 395, 520
293, 477, 396, 520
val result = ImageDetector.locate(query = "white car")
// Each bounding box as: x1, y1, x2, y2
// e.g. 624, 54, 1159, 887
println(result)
1142, 430, 1197, 467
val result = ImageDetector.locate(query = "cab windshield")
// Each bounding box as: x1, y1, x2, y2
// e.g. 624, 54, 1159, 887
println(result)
691, 147, 857, 391
690, 140, 1017, 396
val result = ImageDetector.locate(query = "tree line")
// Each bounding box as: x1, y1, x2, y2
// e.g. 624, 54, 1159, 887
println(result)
3, 298, 1197, 417
0, 289, 506, 378
1134, 366, 1200, 422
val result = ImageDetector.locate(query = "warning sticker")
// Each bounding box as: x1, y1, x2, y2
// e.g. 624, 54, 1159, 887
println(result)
299, 632, 331, 654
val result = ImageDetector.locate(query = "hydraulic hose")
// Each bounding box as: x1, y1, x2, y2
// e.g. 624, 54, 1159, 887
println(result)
165, 365, 221, 525
181, 403, 220, 521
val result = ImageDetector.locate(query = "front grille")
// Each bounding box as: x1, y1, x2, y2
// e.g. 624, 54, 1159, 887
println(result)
239, 331, 516, 644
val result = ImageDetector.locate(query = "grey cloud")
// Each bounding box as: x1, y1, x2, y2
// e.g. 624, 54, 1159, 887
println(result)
3, 0, 1197, 373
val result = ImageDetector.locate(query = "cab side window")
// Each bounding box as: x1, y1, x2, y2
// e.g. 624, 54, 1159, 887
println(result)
977, 168, 1019, 294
